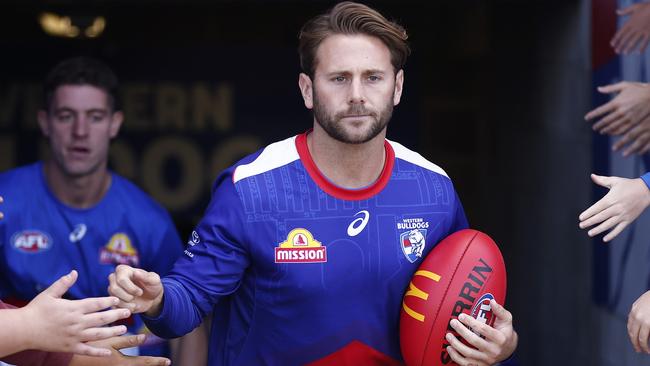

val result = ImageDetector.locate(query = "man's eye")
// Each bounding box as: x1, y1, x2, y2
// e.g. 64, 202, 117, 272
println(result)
368, 75, 381, 82
90, 114, 105, 122
57, 114, 73, 122
333, 76, 346, 83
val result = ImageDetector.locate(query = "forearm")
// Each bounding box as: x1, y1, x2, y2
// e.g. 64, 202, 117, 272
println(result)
0, 307, 33, 357
142, 278, 205, 339
1, 349, 72, 366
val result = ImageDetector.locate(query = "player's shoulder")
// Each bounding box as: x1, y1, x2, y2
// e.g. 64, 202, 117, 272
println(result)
387, 139, 450, 179
0, 162, 43, 190
231, 135, 299, 184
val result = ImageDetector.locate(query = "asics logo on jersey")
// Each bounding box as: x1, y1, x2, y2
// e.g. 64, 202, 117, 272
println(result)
69, 224, 87, 243
347, 210, 370, 237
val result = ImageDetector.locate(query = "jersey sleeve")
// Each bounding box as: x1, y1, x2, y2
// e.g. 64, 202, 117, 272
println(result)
450, 190, 469, 233
143, 170, 250, 338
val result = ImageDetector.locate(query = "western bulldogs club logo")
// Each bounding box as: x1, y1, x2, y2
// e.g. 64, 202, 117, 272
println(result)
398, 217, 430, 263
401, 229, 427, 263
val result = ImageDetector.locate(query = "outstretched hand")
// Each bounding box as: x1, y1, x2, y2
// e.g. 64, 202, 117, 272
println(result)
579, 174, 650, 242
611, 2, 650, 54
585, 82, 650, 144
69, 334, 171, 366
21, 270, 131, 356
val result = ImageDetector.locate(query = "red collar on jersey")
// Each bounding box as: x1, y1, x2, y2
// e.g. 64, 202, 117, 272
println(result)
295, 131, 395, 201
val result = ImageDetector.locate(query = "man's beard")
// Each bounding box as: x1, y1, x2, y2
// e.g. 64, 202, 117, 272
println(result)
312, 90, 394, 144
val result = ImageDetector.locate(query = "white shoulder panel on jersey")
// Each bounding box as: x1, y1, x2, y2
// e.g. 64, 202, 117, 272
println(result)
233, 136, 300, 183
387, 139, 449, 178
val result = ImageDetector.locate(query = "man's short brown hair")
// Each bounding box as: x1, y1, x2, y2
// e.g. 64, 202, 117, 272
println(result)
298, 1, 410, 77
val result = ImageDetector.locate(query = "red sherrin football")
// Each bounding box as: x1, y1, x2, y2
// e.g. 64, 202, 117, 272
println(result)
400, 229, 507, 366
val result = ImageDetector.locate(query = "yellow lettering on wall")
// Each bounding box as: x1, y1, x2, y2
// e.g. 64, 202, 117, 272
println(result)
122, 83, 151, 131
209, 135, 261, 182
109, 139, 137, 180
141, 136, 202, 211
156, 83, 187, 130
192, 83, 232, 132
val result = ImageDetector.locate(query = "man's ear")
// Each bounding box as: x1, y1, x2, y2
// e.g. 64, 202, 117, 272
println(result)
393, 69, 404, 106
37, 110, 50, 137
109, 111, 124, 138
298, 73, 314, 109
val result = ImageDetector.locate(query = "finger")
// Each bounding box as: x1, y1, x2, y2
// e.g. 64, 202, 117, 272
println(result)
71, 342, 112, 358
640, 34, 650, 53
597, 82, 627, 94
133, 269, 161, 288
613, 25, 635, 53
594, 111, 625, 132
110, 274, 139, 301
639, 323, 650, 354
579, 204, 617, 230
446, 345, 483, 366
42, 270, 78, 298
603, 221, 630, 242
615, 26, 636, 53
617, 4, 640, 16
587, 214, 620, 237
75, 296, 121, 314
82, 307, 131, 327
490, 300, 513, 324
449, 318, 491, 352
106, 334, 147, 350
623, 138, 645, 156
585, 101, 616, 121
609, 24, 630, 51
613, 132, 634, 151
624, 32, 645, 54
445, 331, 484, 361
457, 313, 502, 342
602, 116, 632, 135
79, 325, 128, 342
629, 314, 642, 352
124, 355, 172, 366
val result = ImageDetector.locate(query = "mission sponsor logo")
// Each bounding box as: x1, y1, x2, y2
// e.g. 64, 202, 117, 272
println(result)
11, 230, 52, 253
100, 233, 140, 266
275, 228, 327, 263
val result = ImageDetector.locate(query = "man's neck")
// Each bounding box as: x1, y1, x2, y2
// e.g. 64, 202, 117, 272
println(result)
43, 160, 111, 209
307, 123, 387, 189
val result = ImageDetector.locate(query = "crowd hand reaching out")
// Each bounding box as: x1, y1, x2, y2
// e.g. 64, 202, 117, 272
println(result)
69, 334, 171, 366
579, 174, 650, 242
585, 82, 650, 137
11, 270, 131, 357
611, 2, 650, 54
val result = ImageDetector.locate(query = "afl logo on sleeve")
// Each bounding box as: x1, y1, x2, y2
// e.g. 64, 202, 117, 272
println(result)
11, 230, 52, 253
275, 228, 327, 263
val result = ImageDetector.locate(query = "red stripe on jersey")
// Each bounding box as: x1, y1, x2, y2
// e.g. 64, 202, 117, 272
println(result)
295, 131, 395, 201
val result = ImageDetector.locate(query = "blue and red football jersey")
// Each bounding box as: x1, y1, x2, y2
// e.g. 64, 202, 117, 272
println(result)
145, 132, 469, 365
0, 162, 183, 357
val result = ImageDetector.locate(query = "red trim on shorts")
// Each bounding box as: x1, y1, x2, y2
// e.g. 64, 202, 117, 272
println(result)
295, 131, 394, 201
